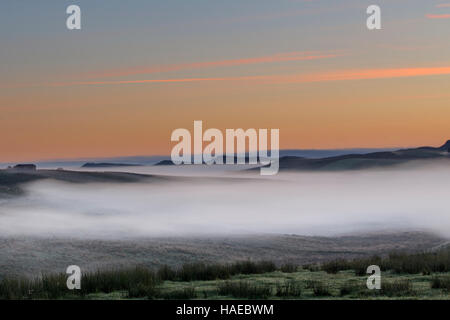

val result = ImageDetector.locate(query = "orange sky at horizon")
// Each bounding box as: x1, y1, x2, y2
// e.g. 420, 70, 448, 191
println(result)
2, 69, 450, 162
1, 1, 450, 162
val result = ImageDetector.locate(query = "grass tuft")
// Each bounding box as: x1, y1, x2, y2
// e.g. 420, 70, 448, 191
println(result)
275, 280, 302, 297
217, 281, 272, 299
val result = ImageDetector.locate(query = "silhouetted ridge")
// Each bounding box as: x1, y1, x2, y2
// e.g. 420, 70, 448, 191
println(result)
155, 154, 280, 166
439, 140, 450, 151
157, 139, 450, 171
155, 160, 174, 166
81, 162, 141, 168
276, 139, 450, 171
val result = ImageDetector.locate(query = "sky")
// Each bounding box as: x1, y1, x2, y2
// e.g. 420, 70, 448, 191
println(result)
1, 0, 450, 162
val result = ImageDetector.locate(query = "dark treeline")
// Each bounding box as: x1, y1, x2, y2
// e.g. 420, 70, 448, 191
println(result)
0, 260, 281, 299
1, 247, 450, 299
320, 247, 450, 275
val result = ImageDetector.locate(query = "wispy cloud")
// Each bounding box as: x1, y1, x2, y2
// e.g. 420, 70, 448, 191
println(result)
266, 66, 450, 83
426, 13, 450, 19
83, 51, 340, 79
50, 66, 450, 87
436, 3, 450, 8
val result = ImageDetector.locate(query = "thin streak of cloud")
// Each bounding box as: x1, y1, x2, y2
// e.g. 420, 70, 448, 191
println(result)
50, 66, 450, 87
426, 13, 450, 19
83, 52, 340, 79
436, 3, 450, 8
266, 66, 450, 84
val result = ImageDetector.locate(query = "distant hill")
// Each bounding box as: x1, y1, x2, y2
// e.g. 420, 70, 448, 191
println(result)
154, 160, 175, 166
81, 162, 142, 168
154, 140, 450, 171
0, 169, 166, 197
276, 140, 450, 171
155, 155, 273, 166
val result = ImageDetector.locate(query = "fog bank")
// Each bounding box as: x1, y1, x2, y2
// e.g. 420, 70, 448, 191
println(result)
1, 165, 449, 238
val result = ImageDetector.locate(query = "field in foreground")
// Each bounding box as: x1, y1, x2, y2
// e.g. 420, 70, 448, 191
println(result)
0, 232, 445, 278
2, 248, 450, 300
88, 269, 450, 300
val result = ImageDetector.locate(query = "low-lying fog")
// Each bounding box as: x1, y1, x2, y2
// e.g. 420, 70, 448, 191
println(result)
1, 164, 450, 239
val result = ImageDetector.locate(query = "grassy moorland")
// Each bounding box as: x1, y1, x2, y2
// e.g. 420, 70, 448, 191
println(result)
0, 232, 444, 278
1, 249, 450, 300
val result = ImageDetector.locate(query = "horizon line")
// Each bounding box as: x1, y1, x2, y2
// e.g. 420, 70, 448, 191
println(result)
0, 146, 435, 165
